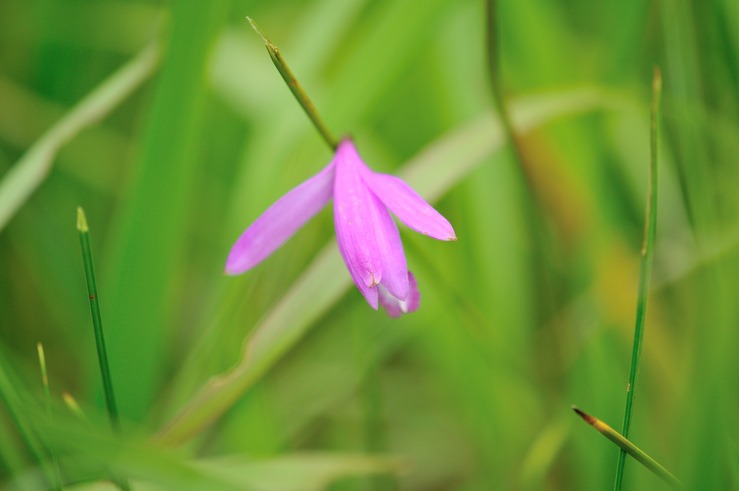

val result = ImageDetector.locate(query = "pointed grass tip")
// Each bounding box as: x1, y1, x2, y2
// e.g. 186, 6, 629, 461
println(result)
76, 207, 88, 232
36, 342, 48, 386
571, 405, 597, 426
62, 392, 85, 419
246, 16, 272, 47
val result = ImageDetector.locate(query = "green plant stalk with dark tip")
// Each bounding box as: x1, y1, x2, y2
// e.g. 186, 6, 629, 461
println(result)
247, 16, 338, 151
573, 407, 681, 489
77, 207, 120, 430
614, 67, 662, 490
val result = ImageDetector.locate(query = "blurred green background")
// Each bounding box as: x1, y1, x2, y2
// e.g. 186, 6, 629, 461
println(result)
1, 0, 737, 489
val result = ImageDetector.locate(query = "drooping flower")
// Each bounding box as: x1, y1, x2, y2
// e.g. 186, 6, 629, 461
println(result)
226, 138, 456, 317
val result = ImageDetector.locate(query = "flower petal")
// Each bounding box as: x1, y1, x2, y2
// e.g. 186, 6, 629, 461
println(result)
362, 172, 456, 241
333, 140, 383, 298
370, 191, 409, 301
378, 271, 420, 317
340, 253, 379, 310
225, 162, 335, 275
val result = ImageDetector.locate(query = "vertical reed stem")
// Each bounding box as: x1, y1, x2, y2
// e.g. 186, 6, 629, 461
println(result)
614, 67, 662, 490
77, 207, 120, 429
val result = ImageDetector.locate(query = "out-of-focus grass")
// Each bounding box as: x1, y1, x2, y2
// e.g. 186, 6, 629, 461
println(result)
1, 0, 737, 489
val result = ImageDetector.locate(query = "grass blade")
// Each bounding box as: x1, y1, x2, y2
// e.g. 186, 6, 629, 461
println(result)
0, 42, 159, 232
613, 67, 662, 489
77, 207, 131, 491
485, 0, 525, 168
77, 207, 120, 429
573, 406, 681, 489
101, 2, 229, 421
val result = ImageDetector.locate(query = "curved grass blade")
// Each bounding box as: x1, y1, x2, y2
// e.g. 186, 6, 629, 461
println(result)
573, 406, 681, 489
614, 67, 662, 490
154, 88, 605, 445
0, 42, 160, 232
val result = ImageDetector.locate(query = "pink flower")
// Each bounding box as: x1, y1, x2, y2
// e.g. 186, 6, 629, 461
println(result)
226, 139, 456, 317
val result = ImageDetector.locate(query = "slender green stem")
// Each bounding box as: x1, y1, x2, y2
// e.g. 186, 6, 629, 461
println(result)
78, 208, 131, 491
246, 16, 338, 150
355, 324, 396, 491
614, 67, 662, 490
484, 0, 526, 171
574, 407, 681, 489
77, 208, 120, 429
37, 343, 62, 490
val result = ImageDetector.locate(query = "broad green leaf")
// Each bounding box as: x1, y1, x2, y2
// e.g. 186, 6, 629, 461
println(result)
101, 2, 229, 421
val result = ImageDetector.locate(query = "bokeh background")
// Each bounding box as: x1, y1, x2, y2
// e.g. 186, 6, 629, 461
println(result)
1, 0, 737, 489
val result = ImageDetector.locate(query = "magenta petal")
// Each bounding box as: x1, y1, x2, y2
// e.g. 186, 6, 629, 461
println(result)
341, 255, 379, 310
333, 140, 383, 305
370, 191, 409, 301
363, 172, 456, 241
379, 271, 420, 317
226, 162, 335, 275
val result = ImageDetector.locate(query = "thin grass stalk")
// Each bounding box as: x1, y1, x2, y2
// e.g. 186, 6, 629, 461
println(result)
484, 0, 525, 166
613, 67, 662, 490
37, 343, 62, 490
77, 207, 131, 491
246, 17, 338, 150
77, 207, 120, 430
355, 323, 397, 491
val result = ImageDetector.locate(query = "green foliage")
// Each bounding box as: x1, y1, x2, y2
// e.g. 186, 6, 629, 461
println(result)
0, 0, 736, 489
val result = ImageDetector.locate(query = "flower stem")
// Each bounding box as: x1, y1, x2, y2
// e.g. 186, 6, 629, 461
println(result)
613, 67, 662, 490
77, 207, 120, 430
573, 407, 681, 489
247, 16, 338, 151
